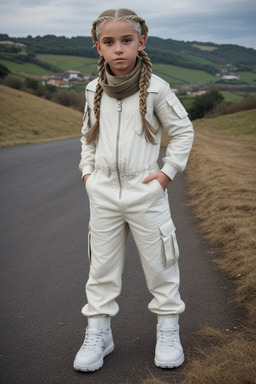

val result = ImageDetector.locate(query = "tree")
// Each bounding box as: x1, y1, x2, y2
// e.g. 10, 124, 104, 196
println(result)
189, 89, 224, 120
0, 63, 10, 79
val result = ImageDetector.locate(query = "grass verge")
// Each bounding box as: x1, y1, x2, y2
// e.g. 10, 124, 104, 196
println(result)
159, 109, 256, 383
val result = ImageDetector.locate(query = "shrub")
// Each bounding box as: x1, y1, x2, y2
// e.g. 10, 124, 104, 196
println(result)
52, 89, 84, 111
3, 75, 24, 90
206, 97, 256, 117
0, 63, 10, 79
189, 88, 224, 120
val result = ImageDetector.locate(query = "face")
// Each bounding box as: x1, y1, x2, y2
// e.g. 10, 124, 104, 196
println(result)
95, 20, 146, 76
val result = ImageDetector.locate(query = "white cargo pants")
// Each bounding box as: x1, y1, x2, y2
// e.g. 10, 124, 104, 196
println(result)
82, 165, 185, 317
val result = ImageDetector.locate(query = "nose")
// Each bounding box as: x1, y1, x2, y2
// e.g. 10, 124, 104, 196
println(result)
114, 41, 123, 54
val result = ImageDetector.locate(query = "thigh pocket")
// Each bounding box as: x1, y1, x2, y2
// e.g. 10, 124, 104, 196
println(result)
159, 220, 179, 267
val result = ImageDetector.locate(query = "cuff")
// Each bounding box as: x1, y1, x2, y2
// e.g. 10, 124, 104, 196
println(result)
81, 166, 94, 179
161, 163, 178, 181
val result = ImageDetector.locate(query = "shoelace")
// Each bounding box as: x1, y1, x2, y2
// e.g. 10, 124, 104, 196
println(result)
158, 327, 178, 347
82, 328, 103, 349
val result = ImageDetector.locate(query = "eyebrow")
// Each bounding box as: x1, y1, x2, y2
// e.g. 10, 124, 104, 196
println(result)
101, 34, 135, 40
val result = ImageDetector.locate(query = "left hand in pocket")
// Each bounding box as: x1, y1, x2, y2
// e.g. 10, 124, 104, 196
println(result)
142, 171, 171, 191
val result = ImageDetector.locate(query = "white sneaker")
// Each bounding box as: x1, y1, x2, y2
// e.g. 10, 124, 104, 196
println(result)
155, 320, 184, 369
73, 317, 114, 372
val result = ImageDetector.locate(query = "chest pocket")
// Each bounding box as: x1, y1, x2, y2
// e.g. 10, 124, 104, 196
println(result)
166, 93, 188, 119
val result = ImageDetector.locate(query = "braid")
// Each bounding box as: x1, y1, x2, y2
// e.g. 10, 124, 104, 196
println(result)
139, 50, 157, 144
85, 56, 104, 144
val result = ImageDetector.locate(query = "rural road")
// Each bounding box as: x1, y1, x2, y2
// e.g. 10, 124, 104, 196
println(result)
0, 139, 243, 384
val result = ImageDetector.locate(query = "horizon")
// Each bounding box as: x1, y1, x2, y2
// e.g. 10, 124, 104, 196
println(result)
1, 32, 255, 51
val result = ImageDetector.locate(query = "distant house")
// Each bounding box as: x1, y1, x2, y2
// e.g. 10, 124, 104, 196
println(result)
186, 90, 207, 96
192, 90, 207, 96
221, 75, 240, 81
64, 70, 85, 80
220, 63, 240, 81
41, 70, 90, 87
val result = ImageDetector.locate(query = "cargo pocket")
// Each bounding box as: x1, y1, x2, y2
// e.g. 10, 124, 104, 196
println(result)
88, 221, 92, 264
159, 220, 179, 267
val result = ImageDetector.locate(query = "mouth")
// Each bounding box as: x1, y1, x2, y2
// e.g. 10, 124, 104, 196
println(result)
114, 58, 125, 62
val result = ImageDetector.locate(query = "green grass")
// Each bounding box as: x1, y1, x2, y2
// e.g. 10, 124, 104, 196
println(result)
178, 95, 194, 109
194, 109, 256, 136
0, 59, 52, 77
152, 63, 217, 84
186, 54, 218, 67
220, 91, 244, 104
238, 71, 256, 83
37, 54, 98, 75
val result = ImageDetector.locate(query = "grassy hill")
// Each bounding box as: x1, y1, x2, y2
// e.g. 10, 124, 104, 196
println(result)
1, 34, 256, 86
1, 33, 256, 72
0, 85, 82, 148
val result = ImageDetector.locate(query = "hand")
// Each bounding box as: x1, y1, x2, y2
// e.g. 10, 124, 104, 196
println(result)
83, 174, 91, 183
142, 171, 171, 191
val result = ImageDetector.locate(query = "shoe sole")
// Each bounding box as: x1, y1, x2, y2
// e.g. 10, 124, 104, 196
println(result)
73, 342, 114, 372
154, 353, 184, 369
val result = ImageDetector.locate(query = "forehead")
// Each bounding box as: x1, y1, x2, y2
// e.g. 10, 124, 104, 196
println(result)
98, 20, 137, 39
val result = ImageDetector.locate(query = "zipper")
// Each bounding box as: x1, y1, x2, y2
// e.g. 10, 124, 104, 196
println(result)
116, 100, 122, 199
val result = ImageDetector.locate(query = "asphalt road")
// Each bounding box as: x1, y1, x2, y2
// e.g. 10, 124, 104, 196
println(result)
0, 139, 243, 384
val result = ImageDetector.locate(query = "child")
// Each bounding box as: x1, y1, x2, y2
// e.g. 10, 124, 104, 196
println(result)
74, 8, 194, 372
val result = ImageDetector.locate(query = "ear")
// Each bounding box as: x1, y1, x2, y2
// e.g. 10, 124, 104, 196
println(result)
138, 35, 146, 52
95, 41, 102, 56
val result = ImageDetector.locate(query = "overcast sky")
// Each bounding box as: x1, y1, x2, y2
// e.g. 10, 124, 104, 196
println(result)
1, 0, 256, 49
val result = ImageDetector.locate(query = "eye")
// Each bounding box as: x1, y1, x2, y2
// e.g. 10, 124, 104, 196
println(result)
123, 38, 132, 44
103, 40, 112, 45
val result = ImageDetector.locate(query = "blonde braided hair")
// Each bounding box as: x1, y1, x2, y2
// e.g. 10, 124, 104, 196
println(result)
86, 9, 157, 145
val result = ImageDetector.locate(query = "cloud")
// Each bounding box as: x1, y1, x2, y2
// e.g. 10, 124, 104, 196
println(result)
0, 0, 256, 48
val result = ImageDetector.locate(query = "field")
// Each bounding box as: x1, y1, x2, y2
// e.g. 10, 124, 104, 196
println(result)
37, 54, 98, 75
238, 71, 256, 83
152, 63, 217, 84
0, 58, 52, 77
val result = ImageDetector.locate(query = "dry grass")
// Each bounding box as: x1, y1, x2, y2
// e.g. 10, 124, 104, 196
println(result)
0, 84, 82, 148
180, 327, 256, 384
156, 110, 256, 384
186, 115, 256, 322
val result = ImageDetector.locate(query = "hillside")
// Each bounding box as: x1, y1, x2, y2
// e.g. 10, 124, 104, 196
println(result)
1, 34, 256, 76
0, 85, 82, 148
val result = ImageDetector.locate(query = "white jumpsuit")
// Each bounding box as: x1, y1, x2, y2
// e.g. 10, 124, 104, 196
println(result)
79, 74, 194, 318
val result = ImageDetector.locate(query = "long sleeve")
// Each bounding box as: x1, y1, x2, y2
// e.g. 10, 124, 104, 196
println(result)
155, 83, 194, 180
78, 99, 97, 178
